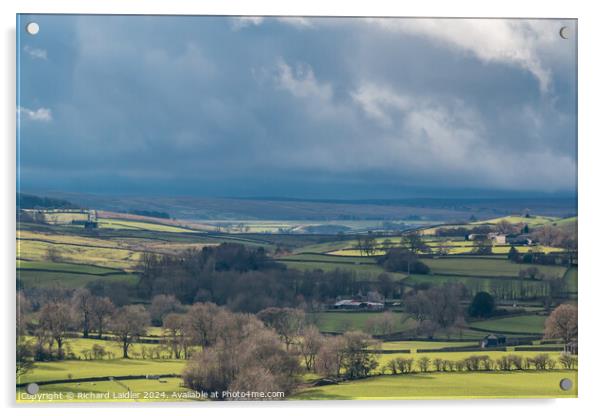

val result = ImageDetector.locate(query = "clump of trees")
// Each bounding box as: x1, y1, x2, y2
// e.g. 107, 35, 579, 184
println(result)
315, 331, 379, 380
18, 289, 118, 363
136, 243, 404, 310
403, 283, 466, 338
377, 248, 430, 274
181, 308, 301, 400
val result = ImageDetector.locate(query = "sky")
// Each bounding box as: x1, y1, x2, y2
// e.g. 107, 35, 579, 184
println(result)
17, 15, 577, 199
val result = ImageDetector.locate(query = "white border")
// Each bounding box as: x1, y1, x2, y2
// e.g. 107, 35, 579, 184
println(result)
2, 1, 601, 415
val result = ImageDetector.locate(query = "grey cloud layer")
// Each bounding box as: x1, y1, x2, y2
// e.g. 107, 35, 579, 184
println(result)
18, 16, 577, 197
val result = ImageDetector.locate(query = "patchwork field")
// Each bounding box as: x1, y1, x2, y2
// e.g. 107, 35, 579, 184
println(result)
16, 208, 577, 402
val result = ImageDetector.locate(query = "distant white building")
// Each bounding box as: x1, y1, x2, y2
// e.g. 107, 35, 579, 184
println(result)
333, 299, 384, 310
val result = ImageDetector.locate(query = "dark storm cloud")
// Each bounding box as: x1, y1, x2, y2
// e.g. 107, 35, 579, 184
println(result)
17, 15, 577, 198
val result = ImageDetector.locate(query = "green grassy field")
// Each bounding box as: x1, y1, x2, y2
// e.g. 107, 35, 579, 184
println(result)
376, 341, 478, 351
563, 267, 578, 293
17, 239, 142, 270
17, 259, 121, 274
421, 258, 566, 278
18, 359, 186, 385
17, 270, 137, 288
312, 312, 416, 334
474, 215, 559, 226
17, 377, 193, 403
40, 212, 89, 225
469, 315, 546, 334
97, 218, 195, 233
405, 273, 551, 298
293, 370, 577, 400
280, 260, 394, 278
547, 217, 577, 231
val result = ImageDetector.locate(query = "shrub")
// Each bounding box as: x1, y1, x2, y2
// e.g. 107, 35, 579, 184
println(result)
397, 358, 414, 374
468, 292, 495, 318
443, 360, 454, 372
454, 360, 466, 372
387, 358, 413, 374
418, 356, 431, 372
482, 356, 494, 371
497, 355, 511, 371
464, 355, 490, 371
532, 354, 556, 370
559, 353, 578, 369
386, 359, 399, 375
508, 355, 524, 370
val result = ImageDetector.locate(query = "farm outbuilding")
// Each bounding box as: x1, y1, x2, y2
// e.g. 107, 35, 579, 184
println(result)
480, 334, 507, 348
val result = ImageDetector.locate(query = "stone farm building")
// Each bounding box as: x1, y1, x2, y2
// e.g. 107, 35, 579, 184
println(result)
480, 334, 507, 348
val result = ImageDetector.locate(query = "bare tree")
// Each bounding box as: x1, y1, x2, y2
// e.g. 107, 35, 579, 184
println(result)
38, 301, 73, 359
364, 311, 396, 337
257, 307, 305, 350
315, 335, 347, 378
71, 288, 94, 338
544, 304, 578, 346
163, 313, 189, 359
297, 325, 324, 371
110, 305, 150, 358
90, 297, 115, 339
185, 302, 224, 347
149, 294, 182, 326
